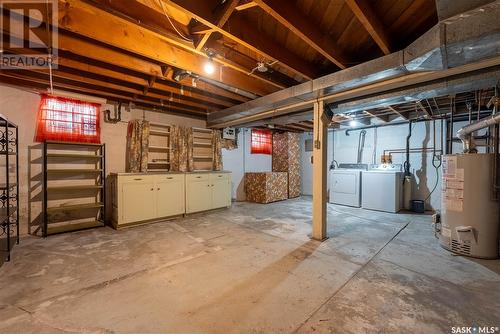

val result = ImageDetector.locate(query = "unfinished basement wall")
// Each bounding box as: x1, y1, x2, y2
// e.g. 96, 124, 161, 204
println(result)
0, 84, 205, 235
222, 128, 272, 200
301, 121, 445, 211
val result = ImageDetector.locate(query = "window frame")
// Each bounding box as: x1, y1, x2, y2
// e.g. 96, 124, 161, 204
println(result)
35, 94, 101, 144
250, 129, 272, 155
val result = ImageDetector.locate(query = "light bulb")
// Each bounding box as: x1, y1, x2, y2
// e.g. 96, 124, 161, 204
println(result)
349, 120, 358, 127
204, 60, 215, 75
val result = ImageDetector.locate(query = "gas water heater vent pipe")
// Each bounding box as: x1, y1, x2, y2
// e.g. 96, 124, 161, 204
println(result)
356, 130, 366, 164
457, 113, 500, 153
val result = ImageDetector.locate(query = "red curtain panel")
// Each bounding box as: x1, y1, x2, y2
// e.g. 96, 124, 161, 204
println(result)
251, 129, 272, 155
35, 94, 101, 143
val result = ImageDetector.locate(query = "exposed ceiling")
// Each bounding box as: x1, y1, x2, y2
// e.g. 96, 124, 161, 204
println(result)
0, 0, 438, 121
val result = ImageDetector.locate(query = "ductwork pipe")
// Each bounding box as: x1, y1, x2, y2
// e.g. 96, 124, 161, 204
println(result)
457, 113, 500, 153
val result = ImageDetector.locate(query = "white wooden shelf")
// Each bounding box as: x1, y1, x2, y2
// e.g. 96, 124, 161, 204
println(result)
194, 142, 212, 147
150, 129, 170, 136
148, 146, 171, 151
46, 153, 103, 159
47, 203, 104, 213
47, 169, 103, 174
47, 220, 104, 235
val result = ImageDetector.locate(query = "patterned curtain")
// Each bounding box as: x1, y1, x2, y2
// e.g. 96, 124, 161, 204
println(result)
126, 120, 149, 172
212, 129, 223, 171
186, 127, 194, 172
171, 125, 194, 172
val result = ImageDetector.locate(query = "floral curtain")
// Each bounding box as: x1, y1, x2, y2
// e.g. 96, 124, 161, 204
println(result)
212, 129, 223, 171
126, 120, 149, 172
171, 125, 194, 172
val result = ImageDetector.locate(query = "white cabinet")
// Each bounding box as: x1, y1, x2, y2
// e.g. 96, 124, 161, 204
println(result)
111, 173, 185, 228
210, 173, 232, 209
186, 172, 232, 214
155, 174, 185, 218
185, 174, 212, 213
110, 172, 231, 228
121, 176, 157, 224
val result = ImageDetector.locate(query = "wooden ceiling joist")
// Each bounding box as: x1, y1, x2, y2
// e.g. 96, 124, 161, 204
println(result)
0, 73, 207, 119
364, 110, 389, 122
345, 0, 392, 55
235, 1, 258, 11
387, 105, 409, 120
194, 0, 239, 51
58, 0, 276, 96
1, 13, 250, 105
252, 0, 348, 69
164, 0, 320, 80
88, 0, 288, 90
5, 69, 210, 115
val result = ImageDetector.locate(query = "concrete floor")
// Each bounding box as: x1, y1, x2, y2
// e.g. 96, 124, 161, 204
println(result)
1, 197, 499, 333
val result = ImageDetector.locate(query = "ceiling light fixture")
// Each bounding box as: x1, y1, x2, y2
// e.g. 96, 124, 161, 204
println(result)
204, 57, 215, 75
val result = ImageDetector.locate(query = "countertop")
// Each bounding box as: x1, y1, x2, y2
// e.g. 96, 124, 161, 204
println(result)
110, 170, 232, 176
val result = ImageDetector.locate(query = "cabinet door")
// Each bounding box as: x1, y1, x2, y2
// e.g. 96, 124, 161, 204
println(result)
121, 178, 156, 224
186, 175, 212, 213
155, 174, 185, 217
211, 173, 231, 209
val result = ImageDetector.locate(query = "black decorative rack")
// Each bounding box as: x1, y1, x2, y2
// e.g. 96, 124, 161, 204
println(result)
0, 114, 19, 263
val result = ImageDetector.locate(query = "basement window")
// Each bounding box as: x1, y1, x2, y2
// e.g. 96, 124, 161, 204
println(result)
251, 129, 272, 155
35, 95, 101, 143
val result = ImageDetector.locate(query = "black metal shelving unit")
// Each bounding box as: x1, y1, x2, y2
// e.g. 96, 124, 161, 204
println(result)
0, 114, 19, 262
42, 141, 106, 236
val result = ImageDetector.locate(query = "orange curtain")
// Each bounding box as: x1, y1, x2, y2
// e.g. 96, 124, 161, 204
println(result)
35, 94, 101, 143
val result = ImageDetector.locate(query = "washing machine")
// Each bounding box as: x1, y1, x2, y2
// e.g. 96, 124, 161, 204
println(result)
362, 164, 403, 213
329, 164, 367, 207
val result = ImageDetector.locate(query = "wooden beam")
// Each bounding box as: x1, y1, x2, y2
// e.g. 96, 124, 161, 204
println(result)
252, 0, 348, 69
0, 72, 207, 118
4, 68, 210, 115
387, 105, 409, 120
58, 0, 276, 96
364, 110, 389, 122
345, 0, 392, 55
195, 0, 239, 51
90, 0, 287, 89
312, 100, 328, 241
1, 10, 251, 104
1, 43, 242, 113
416, 100, 432, 119
235, 1, 257, 11
165, 0, 320, 80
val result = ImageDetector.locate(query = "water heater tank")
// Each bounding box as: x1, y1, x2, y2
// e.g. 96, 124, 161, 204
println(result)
439, 153, 499, 259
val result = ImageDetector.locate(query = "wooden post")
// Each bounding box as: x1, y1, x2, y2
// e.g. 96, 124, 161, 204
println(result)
312, 100, 328, 241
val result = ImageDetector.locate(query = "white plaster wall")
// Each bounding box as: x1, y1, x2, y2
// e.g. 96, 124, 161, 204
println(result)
222, 128, 272, 200
301, 121, 447, 210
0, 84, 205, 234
301, 131, 335, 196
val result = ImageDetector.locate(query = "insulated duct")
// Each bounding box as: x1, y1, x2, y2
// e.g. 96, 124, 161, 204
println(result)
208, 1, 500, 127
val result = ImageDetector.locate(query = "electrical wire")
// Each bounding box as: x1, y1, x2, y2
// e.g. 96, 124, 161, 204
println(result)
45, 0, 53, 94
156, 0, 193, 42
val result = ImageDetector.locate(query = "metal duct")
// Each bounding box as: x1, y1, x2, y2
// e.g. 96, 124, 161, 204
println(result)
208, 1, 500, 127
457, 112, 500, 152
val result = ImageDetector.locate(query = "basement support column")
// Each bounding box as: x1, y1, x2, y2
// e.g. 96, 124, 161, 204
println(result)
312, 100, 328, 241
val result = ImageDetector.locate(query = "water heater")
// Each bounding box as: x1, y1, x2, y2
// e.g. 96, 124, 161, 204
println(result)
439, 153, 500, 259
